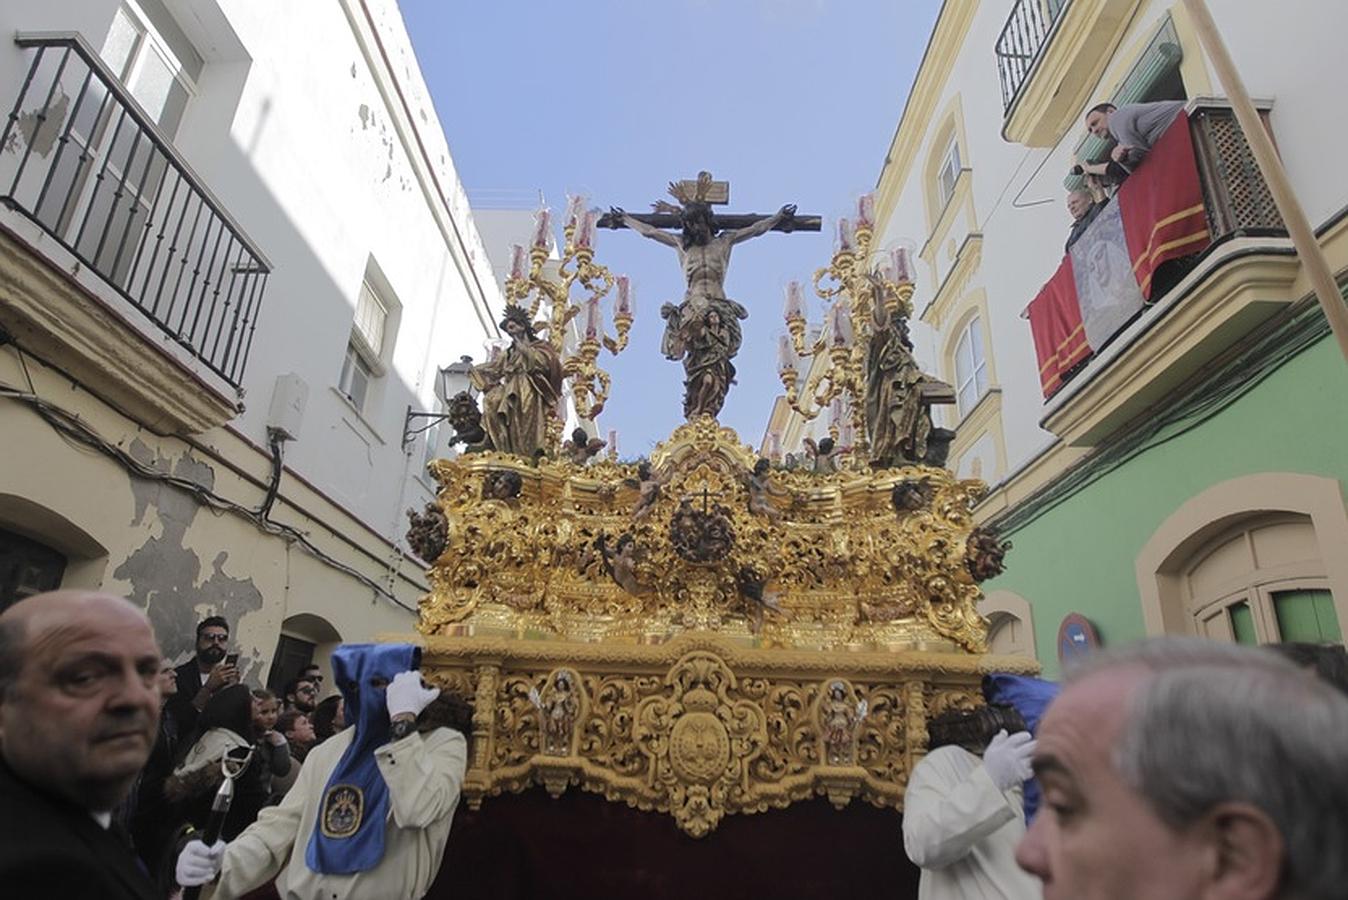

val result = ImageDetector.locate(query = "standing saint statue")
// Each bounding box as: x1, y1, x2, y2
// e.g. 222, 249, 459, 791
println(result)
604, 173, 815, 420
469, 304, 564, 459
865, 285, 953, 468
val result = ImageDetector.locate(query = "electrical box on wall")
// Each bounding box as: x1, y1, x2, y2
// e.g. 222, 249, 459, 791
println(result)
266, 373, 309, 441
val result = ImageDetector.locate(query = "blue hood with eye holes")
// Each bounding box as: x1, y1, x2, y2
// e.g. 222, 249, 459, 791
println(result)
305, 643, 418, 875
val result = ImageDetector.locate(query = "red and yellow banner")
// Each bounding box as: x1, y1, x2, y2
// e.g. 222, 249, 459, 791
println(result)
1119, 110, 1210, 298
1027, 257, 1091, 398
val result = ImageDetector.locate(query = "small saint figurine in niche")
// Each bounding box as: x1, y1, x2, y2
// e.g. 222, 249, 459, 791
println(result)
819, 679, 868, 766
528, 669, 580, 756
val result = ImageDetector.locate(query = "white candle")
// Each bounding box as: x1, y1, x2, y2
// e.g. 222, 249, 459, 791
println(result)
837, 217, 855, 252
584, 296, 601, 339
576, 208, 598, 249
615, 275, 632, 315
856, 193, 875, 229
830, 303, 853, 347
768, 431, 782, 460
608, 429, 618, 457
777, 333, 797, 373
531, 208, 552, 250
892, 247, 914, 285
566, 194, 587, 228
783, 280, 805, 321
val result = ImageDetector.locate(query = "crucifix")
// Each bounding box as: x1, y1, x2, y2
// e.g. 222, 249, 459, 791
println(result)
599, 172, 820, 421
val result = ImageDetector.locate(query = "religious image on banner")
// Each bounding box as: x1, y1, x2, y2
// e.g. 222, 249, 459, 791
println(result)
1069, 200, 1145, 351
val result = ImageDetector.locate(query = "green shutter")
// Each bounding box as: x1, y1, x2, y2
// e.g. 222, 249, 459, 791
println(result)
1273, 589, 1342, 643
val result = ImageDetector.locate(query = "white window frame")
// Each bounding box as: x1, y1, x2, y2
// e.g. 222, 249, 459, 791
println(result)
103, 2, 199, 137
350, 279, 389, 370
954, 316, 989, 417
337, 342, 374, 411
936, 135, 962, 211
1194, 577, 1337, 645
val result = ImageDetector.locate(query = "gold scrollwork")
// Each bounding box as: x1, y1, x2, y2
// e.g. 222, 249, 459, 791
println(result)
418, 420, 993, 653
419, 635, 1035, 837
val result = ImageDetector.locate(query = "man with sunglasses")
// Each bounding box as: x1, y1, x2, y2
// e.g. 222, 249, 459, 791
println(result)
166, 616, 239, 743
283, 677, 319, 715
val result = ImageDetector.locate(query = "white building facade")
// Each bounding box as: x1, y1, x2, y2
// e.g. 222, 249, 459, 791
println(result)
0, 0, 502, 681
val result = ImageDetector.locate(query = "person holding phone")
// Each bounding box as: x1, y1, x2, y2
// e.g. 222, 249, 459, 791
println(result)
166, 617, 240, 744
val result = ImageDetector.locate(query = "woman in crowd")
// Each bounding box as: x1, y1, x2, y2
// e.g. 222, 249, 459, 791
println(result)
310, 694, 346, 744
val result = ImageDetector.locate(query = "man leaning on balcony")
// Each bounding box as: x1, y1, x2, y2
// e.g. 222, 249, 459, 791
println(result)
1078, 100, 1186, 179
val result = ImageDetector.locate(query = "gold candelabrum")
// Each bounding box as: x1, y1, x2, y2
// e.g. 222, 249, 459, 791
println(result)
504, 201, 634, 448
777, 194, 915, 460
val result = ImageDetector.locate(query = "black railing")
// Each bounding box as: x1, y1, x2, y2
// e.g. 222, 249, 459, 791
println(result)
0, 33, 270, 388
995, 0, 1070, 111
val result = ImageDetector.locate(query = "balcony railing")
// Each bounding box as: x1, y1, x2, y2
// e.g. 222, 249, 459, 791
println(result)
0, 33, 270, 389
996, 0, 1070, 111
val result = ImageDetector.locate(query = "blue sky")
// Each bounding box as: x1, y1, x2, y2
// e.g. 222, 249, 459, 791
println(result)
401, 0, 942, 456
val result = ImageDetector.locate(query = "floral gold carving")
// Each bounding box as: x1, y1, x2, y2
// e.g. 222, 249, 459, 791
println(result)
417, 419, 996, 653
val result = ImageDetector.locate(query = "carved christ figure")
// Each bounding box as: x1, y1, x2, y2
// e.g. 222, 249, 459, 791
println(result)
608, 194, 796, 420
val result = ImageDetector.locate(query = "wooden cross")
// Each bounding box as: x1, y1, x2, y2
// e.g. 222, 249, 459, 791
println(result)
596, 171, 821, 233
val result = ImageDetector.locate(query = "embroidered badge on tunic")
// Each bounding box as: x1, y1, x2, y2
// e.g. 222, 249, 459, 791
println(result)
320, 784, 364, 838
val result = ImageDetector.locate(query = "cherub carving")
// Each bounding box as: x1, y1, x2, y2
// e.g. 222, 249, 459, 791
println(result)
965, 527, 1012, 582
593, 532, 649, 597
482, 469, 523, 501
736, 565, 782, 633
626, 461, 666, 522
891, 477, 934, 514
561, 427, 606, 466
802, 436, 842, 474
404, 502, 448, 562
444, 390, 487, 449
746, 458, 787, 523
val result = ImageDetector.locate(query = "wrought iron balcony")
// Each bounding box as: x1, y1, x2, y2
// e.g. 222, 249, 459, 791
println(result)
996, 0, 1071, 111
0, 33, 270, 389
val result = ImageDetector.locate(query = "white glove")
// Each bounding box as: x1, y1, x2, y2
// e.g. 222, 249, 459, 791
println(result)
386, 670, 440, 719
176, 838, 225, 887
981, 729, 1036, 790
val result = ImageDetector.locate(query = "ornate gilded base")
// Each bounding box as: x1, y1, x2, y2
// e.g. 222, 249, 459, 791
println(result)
410, 419, 1030, 836
415, 632, 1036, 837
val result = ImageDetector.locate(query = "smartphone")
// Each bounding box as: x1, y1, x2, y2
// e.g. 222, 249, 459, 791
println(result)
224, 652, 239, 667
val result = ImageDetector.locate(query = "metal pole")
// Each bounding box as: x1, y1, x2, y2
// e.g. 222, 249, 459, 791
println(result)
1182, 0, 1348, 363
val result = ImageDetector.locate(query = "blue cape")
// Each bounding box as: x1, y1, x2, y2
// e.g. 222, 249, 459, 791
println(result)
305, 643, 418, 875
983, 673, 1060, 822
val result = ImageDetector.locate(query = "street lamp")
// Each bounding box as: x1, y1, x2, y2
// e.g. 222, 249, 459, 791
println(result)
402, 355, 475, 450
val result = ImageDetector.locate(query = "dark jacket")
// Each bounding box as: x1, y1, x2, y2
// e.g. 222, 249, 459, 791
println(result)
0, 756, 161, 900
165, 657, 207, 744
1065, 200, 1107, 252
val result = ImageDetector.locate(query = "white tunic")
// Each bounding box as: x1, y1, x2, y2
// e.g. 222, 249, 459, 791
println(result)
210, 726, 466, 900
902, 745, 1041, 900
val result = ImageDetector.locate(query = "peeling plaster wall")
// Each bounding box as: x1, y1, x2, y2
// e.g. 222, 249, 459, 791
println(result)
0, 356, 418, 681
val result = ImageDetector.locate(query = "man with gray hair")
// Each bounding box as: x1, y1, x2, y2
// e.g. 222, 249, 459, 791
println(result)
0, 591, 163, 899
1016, 636, 1348, 900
